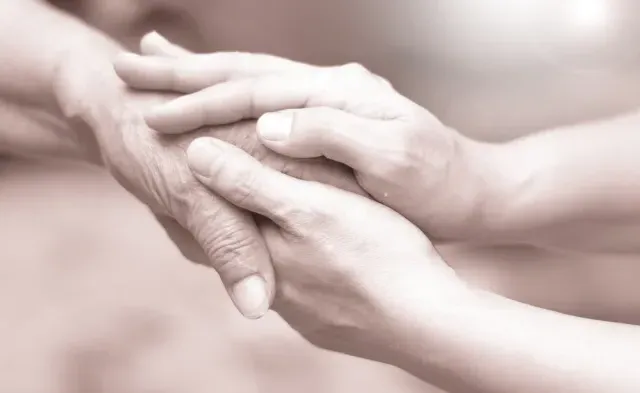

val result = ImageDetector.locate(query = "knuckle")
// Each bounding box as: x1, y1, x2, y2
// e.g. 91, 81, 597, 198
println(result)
301, 187, 336, 222
206, 228, 260, 274
147, 151, 196, 215
376, 75, 394, 89
109, 114, 190, 215
274, 202, 317, 227
275, 186, 328, 234
227, 165, 260, 206
160, 174, 198, 216
276, 156, 309, 181
243, 78, 261, 117
371, 130, 423, 180
192, 209, 260, 273
338, 62, 382, 88
340, 62, 370, 75
330, 63, 392, 110
336, 63, 370, 87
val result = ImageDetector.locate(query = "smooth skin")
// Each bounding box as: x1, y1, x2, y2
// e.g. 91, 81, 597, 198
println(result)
183, 136, 640, 393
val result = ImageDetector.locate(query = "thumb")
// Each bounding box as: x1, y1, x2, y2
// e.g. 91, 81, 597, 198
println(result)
256, 107, 387, 173
154, 214, 209, 264
186, 137, 317, 231
177, 189, 276, 319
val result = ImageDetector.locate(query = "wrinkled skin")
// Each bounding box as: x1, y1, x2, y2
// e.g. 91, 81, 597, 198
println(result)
180, 137, 462, 360
53, 43, 361, 314
115, 50, 484, 240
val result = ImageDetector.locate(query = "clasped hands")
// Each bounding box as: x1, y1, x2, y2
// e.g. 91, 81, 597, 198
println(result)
55, 31, 500, 360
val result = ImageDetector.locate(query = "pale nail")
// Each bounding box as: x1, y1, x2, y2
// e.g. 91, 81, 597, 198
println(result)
186, 138, 223, 177
231, 275, 270, 319
258, 112, 293, 141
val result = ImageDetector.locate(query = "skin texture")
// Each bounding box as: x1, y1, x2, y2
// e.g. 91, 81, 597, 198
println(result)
115, 38, 640, 253
185, 137, 463, 358
54, 43, 363, 318
4, 2, 640, 320
183, 136, 464, 359
113, 47, 490, 241
0, 0, 364, 319
3, 2, 640, 392
183, 136, 640, 393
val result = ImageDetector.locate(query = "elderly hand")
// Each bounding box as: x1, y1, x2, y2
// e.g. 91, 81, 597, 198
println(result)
52, 33, 360, 319
113, 36, 502, 241
183, 136, 468, 359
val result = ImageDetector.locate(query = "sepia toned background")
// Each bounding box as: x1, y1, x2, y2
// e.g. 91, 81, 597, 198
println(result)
2, 0, 640, 391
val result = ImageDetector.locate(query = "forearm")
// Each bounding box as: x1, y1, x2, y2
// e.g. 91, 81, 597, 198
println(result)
0, 0, 124, 161
476, 110, 640, 251
386, 285, 640, 393
0, 96, 92, 160
0, 1, 119, 107
439, 242, 640, 324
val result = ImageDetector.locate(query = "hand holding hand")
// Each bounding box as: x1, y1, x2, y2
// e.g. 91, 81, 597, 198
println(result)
113, 39, 499, 240
53, 33, 360, 319
183, 136, 467, 359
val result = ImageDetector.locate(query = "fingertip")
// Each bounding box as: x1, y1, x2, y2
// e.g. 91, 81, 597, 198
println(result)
178, 183, 276, 321
143, 104, 188, 134
112, 52, 140, 76
113, 53, 155, 89
257, 111, 321, 159
230, 275, 272, 319
143, 108, 170, 133
186, 137, 228, 179
140, 31, 161, 55
257, 112, 293, 142
140, 31, 178, 57
141, 31, 190, 58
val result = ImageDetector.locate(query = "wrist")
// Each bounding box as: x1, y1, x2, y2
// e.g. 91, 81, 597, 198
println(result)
426, 131, 503, 242
52, 37, 127, 165
380, 282, 505, 392
468, 137, 546, 245
367, 263, 476, 369
450, 134, 532, 244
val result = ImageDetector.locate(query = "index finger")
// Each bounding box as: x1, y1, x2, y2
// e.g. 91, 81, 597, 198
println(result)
113, 52, 315, 93
144, 74, 322, 133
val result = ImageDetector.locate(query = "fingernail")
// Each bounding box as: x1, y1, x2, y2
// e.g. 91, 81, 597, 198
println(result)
187, 138, 224, 178
258, 112, 293, 141
231, 275, 270, 319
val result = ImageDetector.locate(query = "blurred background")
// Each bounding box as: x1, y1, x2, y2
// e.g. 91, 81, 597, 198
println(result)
3, 0, 640, 391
